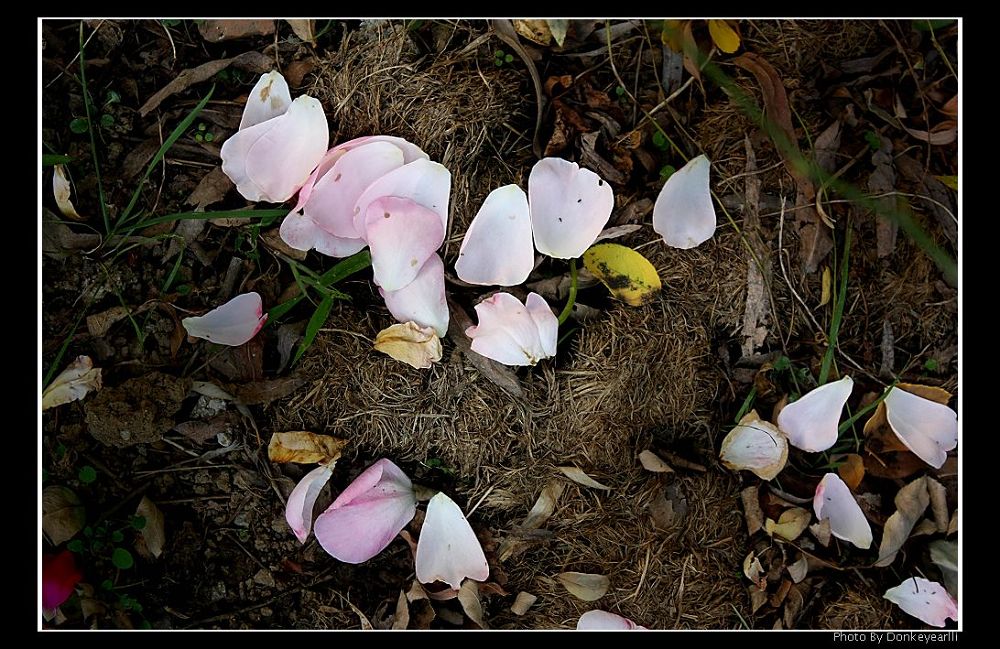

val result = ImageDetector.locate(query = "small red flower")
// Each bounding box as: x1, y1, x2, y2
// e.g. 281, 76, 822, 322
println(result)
42, 550, 82, 612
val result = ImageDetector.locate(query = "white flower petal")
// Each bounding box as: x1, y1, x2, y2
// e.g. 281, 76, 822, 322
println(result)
528, 157, 614, 259
577, 610, 646, 630
239, 71, 292, 130
182, 292, 268, 346
465, 292, 553, 366
525, 292, 558, 359
884, 387, 958, 469
455, 184, 534, 286
379, 254, 449, 337
415, 492, 489, 590
720, 414, 788, 480
278, 210, 368, 258
652, 155, 717, 249
285, 464, 333, 544
365, 196, 445, 291
353, 158, 451, 236
884, 577, 957, 628
777, 376, 854, 452
332, 135, 429, 165
813, 473, 872, 549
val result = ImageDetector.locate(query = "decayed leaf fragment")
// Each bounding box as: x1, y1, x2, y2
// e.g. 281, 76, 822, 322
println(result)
511, 591, 538, 616
558, 466, 611, 491
582, 243, 662, 306
720, 410, 788, 480
42, 356, 102, 410
134, 496, 166, 559
373, 322, 443, 369
53, 165, 84, 220
875, 476, 931, 567
42, 486, 85, 545
267, 431, 347, 465
638, 450, 674, 473
556, 572, 610, 601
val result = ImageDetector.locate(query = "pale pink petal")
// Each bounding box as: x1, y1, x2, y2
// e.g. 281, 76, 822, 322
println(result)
525, 292, 558, 359
884, 577, 957, 628
652, 155, 717, 249
239, 71, 292, 130
306, 141, 406, 239
379, 254, 449, 337
285, 464, 334, 544
884, 387, 958, 469
528, 157, 614, 259
415, 492, 489, 590
777, 376, 854, 452
813, 473, 872, 549
577, 610, 646, 630
279, 211, 368, 258
182, 292, 268, 346
313, 459, 417, 564
465, 292, 552, 366
353, 159, 451, 236
365, 196, 445, 291
221, 96, 329, 203
332, 135, 429, 165
455, 184, 534, 286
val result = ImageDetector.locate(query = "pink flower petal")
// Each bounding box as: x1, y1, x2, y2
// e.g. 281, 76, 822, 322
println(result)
221, 96, 329, 203
455, 184, 534, 286
182, 292, 268, 346
813, 473, 872, 549
285, 464, 334, 543
353, 158, 451, 237
652, 155, 717, 249
314, 459, 417, 564
577, 610, 646, 630
365, 196, 445, 291
528, 157, 614, 259
278, 211, 368, 257
884, 387, 958, 469
777, 376, 854, 452
239, 71, 292, 130
415, 492, 489, 590
884, 577, 957, 628
379, 254, 449, 337
465, 292, 556, 366
332, 135, 429, 165
42, 550, 82, 612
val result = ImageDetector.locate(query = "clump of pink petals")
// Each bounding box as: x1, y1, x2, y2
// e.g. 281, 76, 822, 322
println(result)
182, 292, 267, 346
465, 292, 558, 366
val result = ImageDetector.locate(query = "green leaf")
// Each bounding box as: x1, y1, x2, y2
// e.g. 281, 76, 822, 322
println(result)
773, 355, 791, 371
43, 154, 73, 166
658, 164, 676, 180
69, 117, 89, 134
111, 530, 124, 543
112, 547, 134, 569
135, 207, 287, 229
130, 515, 147, 530
293, 294, 335, 366
923, 358, 939, 372
652, 131, 668, 150
104, 90, 121, 106
78, 465, 97, 484
67, 539, 85, 553
100, 113, 115, 128
268, 250, 372, 323
912, 19, 955, 32
101, 579, 114, 590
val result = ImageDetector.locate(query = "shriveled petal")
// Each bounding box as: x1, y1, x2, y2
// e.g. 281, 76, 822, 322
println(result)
455, 184, 534, 286
777, 376, 854, 452
813, 473, 872, 549
415, 492, 489, 590
528, 157, 614, 259
182, 292, 268, 346
42, 551, 82, 612
577, 610, 646, 630
285, 464, 334, 544
239, 70, 292, 130
353, 158, 451, 236
466, 292, 548, 366
279, 211, 368, 258
525, 292, 558, 359
379, 254, 449, 337
366, 196, 445, 291
221, 96, 329, 203
884, 577, 957, 628
720, 413, 788, 480
652, 155, 717, 249
884, 387, 958, 469
314, 459, 417, 564
306, 141, 406, 239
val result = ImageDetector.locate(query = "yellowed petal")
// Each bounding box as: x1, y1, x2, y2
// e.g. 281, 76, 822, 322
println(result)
583, 243, 662, 306
53, 165, 84, 220
42, 356, 102, 410
374, 321, 443, 369
764, 507, 811, 541
720, 410, 787, 480
267, 431, 347, 465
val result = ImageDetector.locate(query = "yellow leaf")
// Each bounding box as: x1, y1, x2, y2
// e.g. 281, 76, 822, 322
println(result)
513, 19, 552, 46
935, 175, 958, 190
819, 266, 832, 307
583, 243, 662, 307
267, 431, 347, 465
708, 20, 741, 54
661, 20, 686, 51
764, 507, 811, 541
374, 321, 443, 369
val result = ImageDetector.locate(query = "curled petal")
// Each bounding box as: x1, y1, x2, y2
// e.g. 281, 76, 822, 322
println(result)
720, 412, 788, 480
279, 211, 367, 258
652, 155, 717, 249
884, 387, 958, 469
239, 70, 292, 130
415, 492, 489, 590
528, 157, 614, 259
455, 184, 534, 286
353, 158, 451, 236
466, 292, 556, 366
285, 464, 334, 543
221, 96, 329, 203
42, 551, 83, 612
379, 254, 449, 337
777, 376, 854, 452
365, 196, 445, 291
577, 610, 646, 630
314, 459, 417, 564
332, 135, 429, 165
182, 292, 268, 346
813, 473, 872, 549
525, 292, 558, 359
884, 577, 957, 628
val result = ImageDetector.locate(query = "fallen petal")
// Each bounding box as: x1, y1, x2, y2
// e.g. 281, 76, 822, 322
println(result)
314, 459, 417, 564
720, 410, 788, 480
813, 473, 872, 549
374, 322, 443, 369
42, 550, 82, 612
42, 355, 102, 411
379, 253, 449, 337
884, 386, 958, 469
365, 196, 445, 291
182, 292, 268, 346
285, 464, 334, 543
652, 154, 717, 249
239, 70, 292, 130
525, 293, 558, 359
777, 376, 854, 452
884, 577, 957, 628
53, 165, 83, 220
415, 492, 489, 590
278, 210, 368, 257
333, 134, 429, 165
466, 292, 554, 366
455, 184, 534, 286
353, 158, 451, 236
577, 610, 646, 630
528, 157, 614, 259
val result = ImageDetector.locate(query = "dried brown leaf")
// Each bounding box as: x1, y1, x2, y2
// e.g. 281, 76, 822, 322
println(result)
187, 166, 233, 211
556, 572, 609, 601
86, 306, 133, 338
286, 19, 315, 44
638, 450, 674, 474
812, 120, 842, 175
374, 322, 442, 370
42, 486, 85, 545
875, 476, 930, 567
657, 450, 705, 472
769, 578, 792, 607
134, 496, 166, 559
926, 476, 949, 533
513, 19, 552, 46
498, 480, 564, 561
448, 296, 523, 398
592, 224, 643, 244
268, 431, 347, 465
787, 554, 809, 584
233, 376, 305, 405
579, 131, 627, 185
783, 583, 805, 628
260, 227, 307, 261
740, 137, 771, 357
836, 454, 865, 491
391, 590, 409, 630
198, 19, 275, 42
743, 551, 765, 587
511, 591, 537, 616
749, 585, 768, 613
740, 485, 764, 535
558, 466, 611, 491
139, 51, 272, 116
457, 579, 488, 629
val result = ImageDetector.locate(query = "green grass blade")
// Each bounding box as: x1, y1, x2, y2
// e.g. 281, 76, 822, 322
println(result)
43, 154, 74, 166
78, 22, 109, 233
818, 227, 851, 385
293, 294, 335, 366
43, 310, 86, 389
316, 250, 372, 286
133, 208, 288, 229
